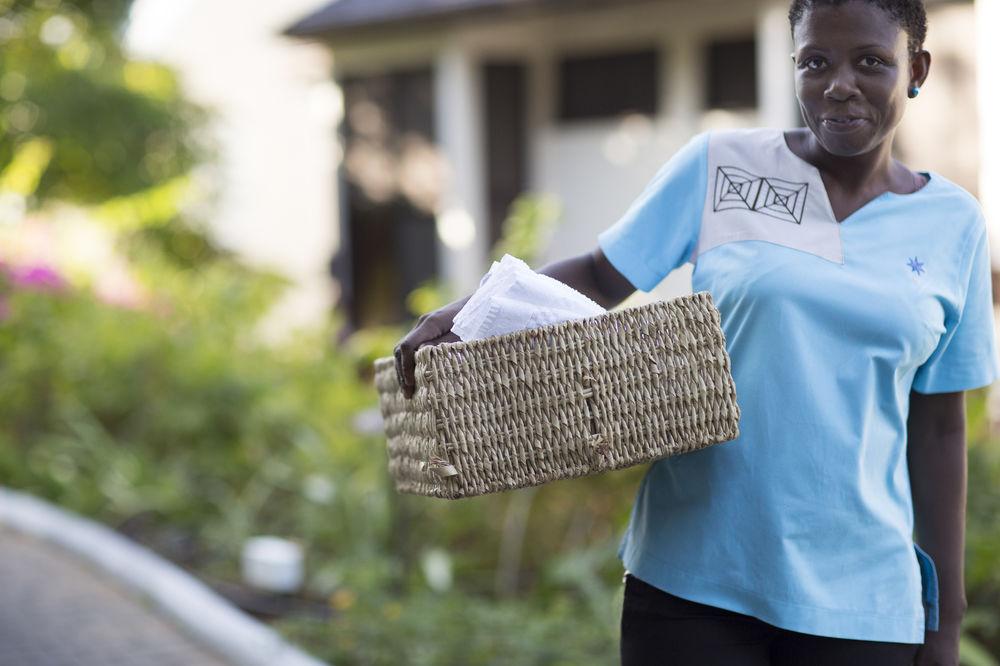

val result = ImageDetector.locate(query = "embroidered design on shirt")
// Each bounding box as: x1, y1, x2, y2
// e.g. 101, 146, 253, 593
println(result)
907, 257, 925, 275
713, 166, 809, 225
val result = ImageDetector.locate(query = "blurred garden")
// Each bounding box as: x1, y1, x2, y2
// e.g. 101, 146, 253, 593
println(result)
2, 1, 1000, 664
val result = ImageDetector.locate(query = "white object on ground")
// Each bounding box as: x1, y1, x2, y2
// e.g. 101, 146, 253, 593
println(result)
452, 254, 605, 342
241, 536, 304, 593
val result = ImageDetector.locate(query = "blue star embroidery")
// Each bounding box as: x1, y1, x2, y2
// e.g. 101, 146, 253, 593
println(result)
907, 257, 925, 275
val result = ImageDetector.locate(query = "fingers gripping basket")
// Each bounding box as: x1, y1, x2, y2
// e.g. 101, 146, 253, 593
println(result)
373, 291, 740, 499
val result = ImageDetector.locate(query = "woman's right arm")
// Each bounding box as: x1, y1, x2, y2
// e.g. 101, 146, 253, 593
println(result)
392, 247, 635, 398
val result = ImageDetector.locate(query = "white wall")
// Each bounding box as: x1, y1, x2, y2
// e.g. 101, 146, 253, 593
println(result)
126, 0, 340, 336
974, 0, 999, 265
896, 3, 980, 198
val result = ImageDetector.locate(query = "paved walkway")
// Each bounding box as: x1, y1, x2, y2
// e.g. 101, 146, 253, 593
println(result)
0, 526, 231, 666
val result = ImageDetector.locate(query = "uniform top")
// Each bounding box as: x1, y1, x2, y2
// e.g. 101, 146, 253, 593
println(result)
597, 127, 1000, 644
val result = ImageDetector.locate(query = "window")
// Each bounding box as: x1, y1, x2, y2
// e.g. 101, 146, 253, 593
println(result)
557, 49, 659, 121
336, 68, 440, 330
483, 62, 527, 250
706, 37, 758, 109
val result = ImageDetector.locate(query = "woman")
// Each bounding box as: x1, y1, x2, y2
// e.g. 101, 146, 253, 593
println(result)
394, 0, 999, 663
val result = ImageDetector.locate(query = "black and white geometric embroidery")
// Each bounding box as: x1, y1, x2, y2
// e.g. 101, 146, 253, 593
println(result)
713, 166, 809, 225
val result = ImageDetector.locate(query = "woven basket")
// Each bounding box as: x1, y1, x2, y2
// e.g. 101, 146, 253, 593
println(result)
373, 291, 740, 499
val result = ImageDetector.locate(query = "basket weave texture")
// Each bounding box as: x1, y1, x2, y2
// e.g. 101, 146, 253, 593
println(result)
374, 291, 740, 499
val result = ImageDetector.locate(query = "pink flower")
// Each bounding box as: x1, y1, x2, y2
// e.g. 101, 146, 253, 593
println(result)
7, 264, 66, 291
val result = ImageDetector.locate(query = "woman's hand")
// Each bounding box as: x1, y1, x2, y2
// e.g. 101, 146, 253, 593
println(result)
393, 298, 467, 399
915, 624, 961, 666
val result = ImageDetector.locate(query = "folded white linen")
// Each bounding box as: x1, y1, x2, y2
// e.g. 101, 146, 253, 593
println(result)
452, 254, 606, 342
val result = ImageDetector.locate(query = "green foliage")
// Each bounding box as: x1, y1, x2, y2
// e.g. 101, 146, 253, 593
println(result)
0, 136, 52, 195
490, 194, 561, 266
962, 609, 1000, 666
963, 389, 1000, 661
280, 583, 621, 666
0, 255, 367, 552
0, 0, 209, 207
2, 1, 134, 31
405, 278, 454, 318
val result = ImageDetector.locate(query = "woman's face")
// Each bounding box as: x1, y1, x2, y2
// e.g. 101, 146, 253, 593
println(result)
791, 0, 929, 157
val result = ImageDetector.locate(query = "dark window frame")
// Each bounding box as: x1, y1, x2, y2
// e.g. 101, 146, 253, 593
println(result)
556, 48, 660, 122
335, 67, 440, 331
705, 36, 758, 110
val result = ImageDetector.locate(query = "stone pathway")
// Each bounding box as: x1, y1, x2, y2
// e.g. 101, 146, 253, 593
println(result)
0, 526, 231, 666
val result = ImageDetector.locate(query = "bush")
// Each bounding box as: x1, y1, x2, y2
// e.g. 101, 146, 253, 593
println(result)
0, 233, 639, 663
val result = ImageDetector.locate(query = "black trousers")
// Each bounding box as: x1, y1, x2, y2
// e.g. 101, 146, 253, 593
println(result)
621, 574, 921, 666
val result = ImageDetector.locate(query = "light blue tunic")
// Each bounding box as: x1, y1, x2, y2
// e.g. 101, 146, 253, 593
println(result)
598, 127, 1000, 643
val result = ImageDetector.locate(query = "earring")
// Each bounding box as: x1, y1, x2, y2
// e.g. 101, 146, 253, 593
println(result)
908, 85, 920, 98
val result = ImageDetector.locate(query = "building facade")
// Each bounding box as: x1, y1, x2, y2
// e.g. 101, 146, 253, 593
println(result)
133, 0, 986, 333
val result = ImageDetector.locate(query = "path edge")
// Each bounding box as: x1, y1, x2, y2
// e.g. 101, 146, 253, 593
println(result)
0, 485, 329, 666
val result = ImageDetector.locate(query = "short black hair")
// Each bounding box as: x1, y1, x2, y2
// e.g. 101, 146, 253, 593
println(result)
788, 0, 927, 56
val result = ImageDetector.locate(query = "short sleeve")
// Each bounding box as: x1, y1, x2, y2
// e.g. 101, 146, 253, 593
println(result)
912, 222, 1000, 393
597, 131, 709, 292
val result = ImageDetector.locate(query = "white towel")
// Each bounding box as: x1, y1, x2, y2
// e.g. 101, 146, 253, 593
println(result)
452, 254, 606, 342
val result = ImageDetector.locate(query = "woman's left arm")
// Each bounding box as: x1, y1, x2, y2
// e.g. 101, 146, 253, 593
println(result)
907, 389, 967, 666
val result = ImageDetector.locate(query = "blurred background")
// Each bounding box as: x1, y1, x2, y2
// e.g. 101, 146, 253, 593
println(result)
1, 0, 999, 664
